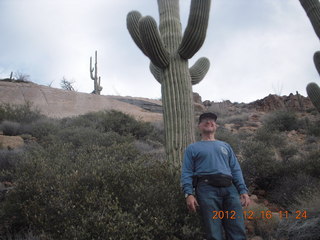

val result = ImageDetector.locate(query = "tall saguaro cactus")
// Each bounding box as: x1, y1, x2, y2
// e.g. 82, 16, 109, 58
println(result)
299, 0, 320, 112
127, 0, 211, 168
90, 50, 103, 95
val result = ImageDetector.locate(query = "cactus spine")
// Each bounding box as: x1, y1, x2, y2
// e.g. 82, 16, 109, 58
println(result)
299, 0, 320, 112
90, 50, 102, 95
127, 0, 211, 169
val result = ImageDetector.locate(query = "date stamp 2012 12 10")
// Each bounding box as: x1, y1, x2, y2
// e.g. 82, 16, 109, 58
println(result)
212, 210, 308, 220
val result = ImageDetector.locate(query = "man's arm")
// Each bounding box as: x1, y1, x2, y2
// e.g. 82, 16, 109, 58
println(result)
180, 146, 194, 195
181, 146, 199, 212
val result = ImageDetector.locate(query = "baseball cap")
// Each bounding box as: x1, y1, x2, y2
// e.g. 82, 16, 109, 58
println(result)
198, 112, 217, 123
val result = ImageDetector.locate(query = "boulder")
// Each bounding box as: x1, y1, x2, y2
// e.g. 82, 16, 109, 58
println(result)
0, 135, 24, 149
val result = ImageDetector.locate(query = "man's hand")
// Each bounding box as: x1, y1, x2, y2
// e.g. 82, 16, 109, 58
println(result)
186, 195, 199, 212
240, 193, 250, 207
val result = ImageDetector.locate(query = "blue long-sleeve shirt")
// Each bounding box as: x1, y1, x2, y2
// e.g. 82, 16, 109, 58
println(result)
181, 140, 248, 195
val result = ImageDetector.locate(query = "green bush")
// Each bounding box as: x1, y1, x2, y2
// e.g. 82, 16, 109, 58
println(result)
60, 110, 163, 143
215, 127, 241, 153
0, 120, 21, 136
0, 102, 43, 123
253, 127, 286, 147
302, 150, 320, 178
276, 217, 320, 240
0, 110, 204, 239
241, 139, 279, 190
0, 142, 202, 239
306, 119, 320, 137
263, 110, 299, 132
21, 119, 60, 140
268, 173, 319, 208
55, 127, 128, 148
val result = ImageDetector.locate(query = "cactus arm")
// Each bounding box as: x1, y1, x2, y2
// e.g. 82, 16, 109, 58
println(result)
138, 16, 170, 69
299, 0, 320, 39
90, 57, 94, 80
307, 82, 320, 112
126, 11, 148, 56
314, 51, 320, 75
189, 57, 210, 85
178, 0, 211, 59
149, 62, 162, 84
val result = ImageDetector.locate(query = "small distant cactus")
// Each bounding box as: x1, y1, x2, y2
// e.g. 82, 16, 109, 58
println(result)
90, 50, 102, 95
299, 0, 320, 112
127, 0, 211, 168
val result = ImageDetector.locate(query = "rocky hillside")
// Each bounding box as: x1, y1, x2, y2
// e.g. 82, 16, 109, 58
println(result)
1, 79, 319, 139
0, 80, 163, 122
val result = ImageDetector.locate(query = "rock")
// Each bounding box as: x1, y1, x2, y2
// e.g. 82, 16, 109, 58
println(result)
194, 103, 206, 113
248, 94, 285, 112
203, 100, 212, 107
0, 81, 163, 122
193, 92, 203, 104
250, 237, 263, 240
246, 222, 255, 235
0, 135, 24, 149
248, 93, 314, 112
250, 195, 259, 202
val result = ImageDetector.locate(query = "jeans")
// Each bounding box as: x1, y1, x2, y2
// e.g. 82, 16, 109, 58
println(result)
196, 182, 247, 240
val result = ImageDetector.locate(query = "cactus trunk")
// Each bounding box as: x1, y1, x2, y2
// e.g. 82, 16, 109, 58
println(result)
161, 59, 195, 168
127, 0, 211, 169
158, 0, 195, 168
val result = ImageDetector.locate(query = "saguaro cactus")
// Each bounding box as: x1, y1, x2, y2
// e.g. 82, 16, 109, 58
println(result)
90, 50, 103, 95
307, 82, 320, 112
127, 0, 211, 168
299, 0, 320, 112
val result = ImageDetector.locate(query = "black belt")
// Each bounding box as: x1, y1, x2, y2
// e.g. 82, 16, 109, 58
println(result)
195, 174, 233, 187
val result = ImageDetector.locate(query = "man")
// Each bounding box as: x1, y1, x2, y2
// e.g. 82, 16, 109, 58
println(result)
181, 112, 250, 240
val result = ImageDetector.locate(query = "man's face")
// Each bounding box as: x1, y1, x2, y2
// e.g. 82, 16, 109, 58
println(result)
198, 117, 217, 134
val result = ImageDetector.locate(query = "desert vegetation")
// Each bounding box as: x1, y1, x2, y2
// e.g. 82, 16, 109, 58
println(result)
0, 103, 319, 239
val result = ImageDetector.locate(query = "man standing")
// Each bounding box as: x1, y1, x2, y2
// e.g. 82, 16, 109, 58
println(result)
181, 112, 250, 240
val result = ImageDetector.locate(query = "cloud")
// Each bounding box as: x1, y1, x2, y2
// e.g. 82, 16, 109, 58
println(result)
0, 0, 319, 103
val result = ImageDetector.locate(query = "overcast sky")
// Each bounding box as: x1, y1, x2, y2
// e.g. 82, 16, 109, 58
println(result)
0, 0, 319, 103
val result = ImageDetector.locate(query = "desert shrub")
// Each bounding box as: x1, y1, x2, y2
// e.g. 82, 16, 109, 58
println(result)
60, 110, 163, 143
279, 143, 298, 161
0, 103, 43, 123
253, 127, 286, 147
292, 190, 320, 218
0, 110, 204, 239
306, 119, 320, 136
268, 173, 319, 208
263, 110, 299, 132
301, 150, 320, 178
0, 120, 21, 136
276, 217, 320, 240
0, 149, 24, 174
0, 142, 202, 240
0, 228, 44, 240
241, 140, 279, 189
215, 127, 241, 153
21, 118, 59, 140
220, 113, 249, 128
55, 127, 128, 148
275, 190, 320, 240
